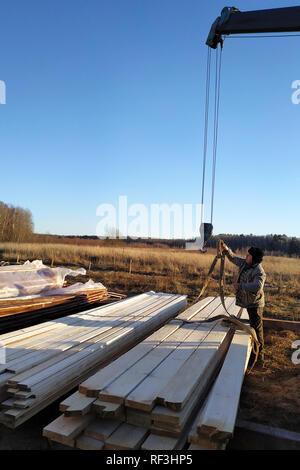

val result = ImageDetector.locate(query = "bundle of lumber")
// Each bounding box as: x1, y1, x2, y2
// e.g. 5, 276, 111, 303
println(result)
0, 261, 123, 333
0, 291, 187, 428
0, 288, 124, 333
187, 325, 251, 450
43, 297, 252, 450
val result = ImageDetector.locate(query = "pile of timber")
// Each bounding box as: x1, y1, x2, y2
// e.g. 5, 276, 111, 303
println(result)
0, 288, 125, 333
0, 292, 187, 428
43, 296, 252, 450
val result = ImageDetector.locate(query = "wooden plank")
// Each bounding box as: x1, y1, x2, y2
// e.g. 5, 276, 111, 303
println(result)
189, 435, 227, 450
151, 330, 237, 435
126, 408, 152, 428
42, 413, 93, 441
124, 324, 216, 412
263, 317, 300, 333
151, 362, 220, 433
59, 391, 96, 416
84, 418, 121, 441
156, 326, 228, 411
5, 317, 117, 372
6, 300, 155, 381
2, 293, 172, 363
9, 296, 186, 391
12, 398, 36, 409
175, 297, 217, 321
190, 297, 237, 321
194, 331, 251, 441
2, 360, 115, 428
45, 433, 75, 448
1, 293, 186, 428
22, 327, 160, 397
0, 321, 60, 344
141, 433, 178, 450
104, 423, 149, 450
79, 322, 180, 397
42, 296, 248, 449
3, 314, 114, 366
76, 434, 104, 450
156, 299, 238, 411
0, 292, 152, 347
92, 400, 124, 420
1, 398, 15, 409
99, 322, 197, 404
1, 307, 108, 344
0, 372, 14, 389
6, 347, 91, 388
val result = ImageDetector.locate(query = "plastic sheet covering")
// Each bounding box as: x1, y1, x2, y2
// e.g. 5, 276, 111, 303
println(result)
0, 260, 87, 299
43, 279, 106, 296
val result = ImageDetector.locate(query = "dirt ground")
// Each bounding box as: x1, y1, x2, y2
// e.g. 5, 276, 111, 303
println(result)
0, 391, 72, 450
238, 328, 300, 433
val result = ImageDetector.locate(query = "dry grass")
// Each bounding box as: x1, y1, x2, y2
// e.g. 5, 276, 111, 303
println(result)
0, 241, 299, 320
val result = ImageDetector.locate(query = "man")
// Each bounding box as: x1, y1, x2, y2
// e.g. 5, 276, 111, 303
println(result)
221, 242, 266, 364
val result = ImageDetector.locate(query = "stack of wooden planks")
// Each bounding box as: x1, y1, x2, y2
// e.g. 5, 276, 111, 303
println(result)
43, 297, 252, 450
0, 291, 187, 428
187, 325, 251, 450
0, 288, 124, 333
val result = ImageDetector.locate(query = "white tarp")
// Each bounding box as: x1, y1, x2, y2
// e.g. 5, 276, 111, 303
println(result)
0, 260, 94, 299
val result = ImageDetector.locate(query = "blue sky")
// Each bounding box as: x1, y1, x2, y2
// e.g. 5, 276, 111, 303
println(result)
0, 0, 299, 238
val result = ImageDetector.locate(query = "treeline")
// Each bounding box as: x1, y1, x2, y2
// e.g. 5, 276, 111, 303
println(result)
34, 233, 183, 249
0, 201, 34, 242
33, 233, 300, 256
207, 234, 300, 257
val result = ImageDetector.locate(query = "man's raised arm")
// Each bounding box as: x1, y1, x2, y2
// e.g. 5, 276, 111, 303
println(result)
220, 242, 245, 268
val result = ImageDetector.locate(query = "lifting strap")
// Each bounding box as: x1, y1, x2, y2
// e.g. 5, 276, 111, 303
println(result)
181, 314, 259, 373
196, 239, 230, 316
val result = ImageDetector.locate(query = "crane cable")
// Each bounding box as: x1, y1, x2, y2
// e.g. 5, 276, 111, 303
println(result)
200, 46, 211, 225
200, 43, 223, 230
210, 43, 223, 225
196, 49, 261, 371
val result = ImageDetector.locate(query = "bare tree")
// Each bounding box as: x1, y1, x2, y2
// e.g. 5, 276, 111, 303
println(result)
0, 201, 34, 242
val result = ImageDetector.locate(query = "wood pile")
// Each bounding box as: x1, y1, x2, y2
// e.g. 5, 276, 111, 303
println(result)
0, 291, 187, 428
187, 327, 251, 449
0, 261, 125, 333
0, 288, 124, 333
43, 297, 252, 450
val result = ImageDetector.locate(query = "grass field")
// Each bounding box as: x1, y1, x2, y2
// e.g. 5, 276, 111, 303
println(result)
1, 241, 299, 321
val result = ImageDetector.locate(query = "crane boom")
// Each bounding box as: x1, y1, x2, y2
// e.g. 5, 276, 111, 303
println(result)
199, 5, 300, 250
207, 5, 300, 49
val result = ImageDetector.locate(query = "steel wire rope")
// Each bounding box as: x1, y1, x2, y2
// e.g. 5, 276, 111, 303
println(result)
210, 44, 223, 225
200, 46, 212, 226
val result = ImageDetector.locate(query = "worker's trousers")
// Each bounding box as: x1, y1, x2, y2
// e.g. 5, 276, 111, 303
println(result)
247, 306, 264, 358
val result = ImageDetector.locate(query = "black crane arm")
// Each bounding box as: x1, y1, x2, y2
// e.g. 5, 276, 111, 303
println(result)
207, 5, 300, 49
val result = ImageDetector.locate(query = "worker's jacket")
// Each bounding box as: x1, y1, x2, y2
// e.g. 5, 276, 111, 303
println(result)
224, 248, 266, 308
